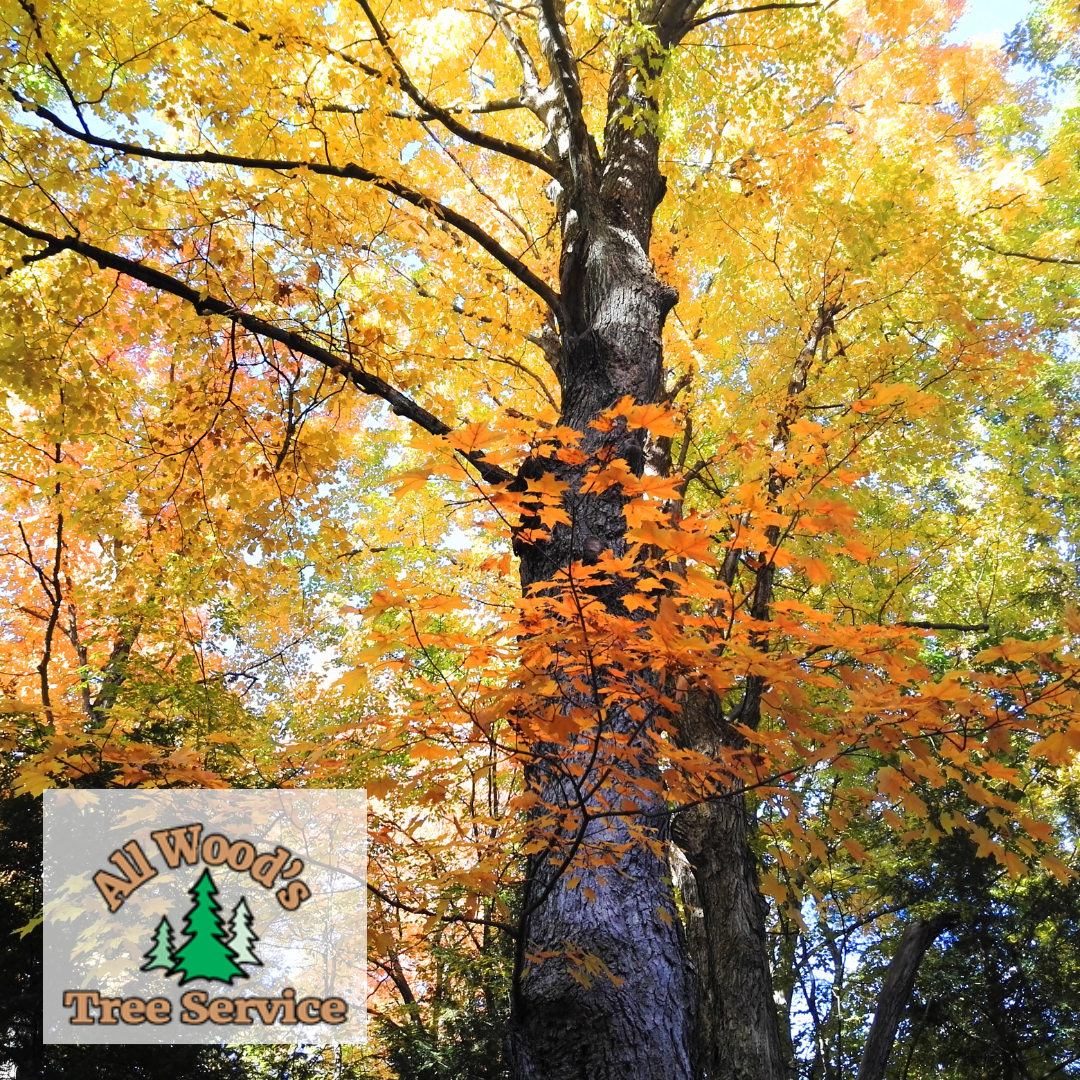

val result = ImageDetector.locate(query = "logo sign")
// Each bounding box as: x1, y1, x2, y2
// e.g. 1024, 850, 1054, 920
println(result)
43, 790, 366, 1044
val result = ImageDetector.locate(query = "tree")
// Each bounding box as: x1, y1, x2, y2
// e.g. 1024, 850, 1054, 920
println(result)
170, 870, 247, 985
1, 0, 1078, 1077
141, 915, 178, 974
870, 775, 1080, 1080
0, 790, 43, 1077
227, 897, 262, 967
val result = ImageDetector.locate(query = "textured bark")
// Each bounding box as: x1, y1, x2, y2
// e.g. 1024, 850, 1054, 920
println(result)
501, 3, 705, 1070
671, 691, 785, 1080
855, 914, 956, 1080
679, 796, 784, 1080
772, 914, 800, 1080
507, 211, 694, 1080
508, 809, 694, 1080
670, 843, 714, 1079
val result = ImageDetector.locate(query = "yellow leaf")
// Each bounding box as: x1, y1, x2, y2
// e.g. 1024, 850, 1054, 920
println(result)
448, 422, 495, 454
12, 912, 42, 939
391, 468, 433, 495
1042, 855, 1076, 883
842, 839, 868, 863
410, 742, 456, 761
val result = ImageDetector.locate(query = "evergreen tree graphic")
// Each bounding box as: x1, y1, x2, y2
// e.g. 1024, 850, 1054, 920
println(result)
168, 869, 247, 985
140, 916, 176, 973
226, 897, 262, 967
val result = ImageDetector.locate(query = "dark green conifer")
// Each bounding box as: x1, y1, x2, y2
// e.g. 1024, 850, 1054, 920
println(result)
169, 870, 246, 985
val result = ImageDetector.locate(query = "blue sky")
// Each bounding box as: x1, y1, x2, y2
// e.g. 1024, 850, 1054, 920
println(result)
950, 0, 1033, 44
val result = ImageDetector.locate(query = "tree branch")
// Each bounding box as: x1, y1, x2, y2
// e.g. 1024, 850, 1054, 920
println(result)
487, 0, 544, 98
687, 1, 818, 29
350, 0, 561, 178
538, 0, 583, 117
537, 0, 597, 188
5, 89, 563, 317
982, 243, 1080, 267
0, 237, 65, 278
91, 618, 144, 721
899, 621, 989, 632
0, 215, 515, 486
194, 0, 382, 77
366, 879, 517, 934
1035, 1054, 1080, 1080
18, 487, 63, 721
318, 96, 526, 122
856, 913, 958, 1080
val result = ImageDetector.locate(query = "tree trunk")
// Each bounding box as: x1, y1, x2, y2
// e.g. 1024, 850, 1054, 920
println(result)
506, 205, 695, 1078
856, 914, 957, 1080
508, 806, 694, 1080
672, 691, 786, 1080
504, 5, 778, 1076
676, 795, 785, 1080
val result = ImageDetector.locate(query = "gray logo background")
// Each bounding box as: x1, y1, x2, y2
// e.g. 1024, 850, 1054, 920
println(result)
43, 789, 367, 1045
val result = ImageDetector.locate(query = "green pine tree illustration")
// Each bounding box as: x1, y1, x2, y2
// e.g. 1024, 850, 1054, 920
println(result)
140, 916, 176, 974
226, 897, 262, 967
168, 869, 247, 985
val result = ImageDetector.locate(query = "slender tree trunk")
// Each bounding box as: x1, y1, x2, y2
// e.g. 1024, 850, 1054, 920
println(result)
672, 691, 786, 1080
773, 922, 800, 1080
856, 914, 956, 1080
677, 795, 784, 1080
671, 842, 712, 1074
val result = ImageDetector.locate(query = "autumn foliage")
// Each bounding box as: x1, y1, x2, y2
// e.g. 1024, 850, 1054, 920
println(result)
1, 0, 1079, 1073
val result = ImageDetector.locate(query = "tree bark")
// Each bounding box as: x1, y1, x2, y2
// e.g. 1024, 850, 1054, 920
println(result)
856, 914, 957, 1080
506, 199, 695, 1080
508, 805, 694, 1080
677, 795, 784, 1080
672, 691, 787, 1080
503, 4, 704, 1071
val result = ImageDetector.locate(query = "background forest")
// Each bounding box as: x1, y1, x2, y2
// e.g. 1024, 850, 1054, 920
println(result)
1, 0, 1080, 1075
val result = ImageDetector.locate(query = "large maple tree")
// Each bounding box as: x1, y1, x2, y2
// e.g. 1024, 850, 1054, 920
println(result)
1, 0, 1079, 1076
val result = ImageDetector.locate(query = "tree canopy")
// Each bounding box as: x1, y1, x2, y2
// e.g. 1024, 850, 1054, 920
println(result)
1, 0, 1079, 1075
